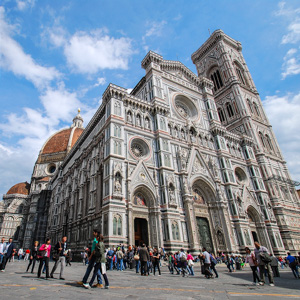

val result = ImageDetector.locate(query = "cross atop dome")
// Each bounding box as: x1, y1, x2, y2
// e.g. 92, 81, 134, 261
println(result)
71, 108, 84, 128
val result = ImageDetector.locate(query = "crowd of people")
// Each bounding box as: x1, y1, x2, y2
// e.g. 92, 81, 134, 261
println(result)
0, 234, 300, 289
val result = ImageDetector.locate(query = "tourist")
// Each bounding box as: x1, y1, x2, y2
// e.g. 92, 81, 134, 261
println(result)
77, 229, 103, 288
134, 246, 140, 273
37, 238, 51, 279
0, 237, 6, 265
107, 247, 114, 270
286, 252, 299, 278
116, 247, 124, 271
66, 249, 72, 266
50, 236, 68, 280
202, 247, 213, 279
139, 243, 149, 276
254, 241, 274, 286
168, 252, 174, 274
270, 254, 280, 277
209, 253, 218, 278
26, 241, 39, 273
83, 234, 109, 289
0, 238, 15, 272
24, 249, 30, 261
18, 247, 24, 261
152, 248, 161, 276
187, 250, 194, 276
245, 247, 260, 285
178, 248, 188, 277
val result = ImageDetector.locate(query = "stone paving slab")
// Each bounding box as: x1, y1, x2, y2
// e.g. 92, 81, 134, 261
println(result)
0, 260, 299, 299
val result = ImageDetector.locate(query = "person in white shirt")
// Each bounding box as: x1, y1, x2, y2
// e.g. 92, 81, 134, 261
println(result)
18, 248, 24, 261
202, 247, 213, 279
0, 237, 6, 265
245, 247, 260, 285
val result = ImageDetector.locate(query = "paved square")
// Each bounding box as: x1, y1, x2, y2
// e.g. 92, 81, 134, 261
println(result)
0, 260, 299, 299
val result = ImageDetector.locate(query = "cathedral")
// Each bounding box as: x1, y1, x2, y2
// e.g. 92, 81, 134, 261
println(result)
1, 30, 299, 255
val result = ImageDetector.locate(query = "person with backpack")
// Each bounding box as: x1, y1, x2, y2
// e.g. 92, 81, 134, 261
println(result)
179, 248, 188, 277
168, 252, 174, 274
202, 247, 213, 279
209, 253, 218, 278
116, 247, 124, 271
254, 242, 275, 286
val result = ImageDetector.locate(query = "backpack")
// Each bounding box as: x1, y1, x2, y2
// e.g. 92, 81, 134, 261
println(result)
259, 252, 272, 264
181, 252, 187, 262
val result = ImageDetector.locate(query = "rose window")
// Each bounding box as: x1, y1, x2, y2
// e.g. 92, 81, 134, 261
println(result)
174, 95, 199, 120
129, 138, 150, 160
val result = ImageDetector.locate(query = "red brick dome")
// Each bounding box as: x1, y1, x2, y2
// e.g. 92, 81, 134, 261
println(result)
41, 127, 83, 155
7, 182, 30, 195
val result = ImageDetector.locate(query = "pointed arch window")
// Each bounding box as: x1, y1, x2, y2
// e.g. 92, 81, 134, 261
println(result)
247, 99, 253, 114
210, 69, 224, 91
172, 222, 180, 240
226, 103, 234, 118
259, 132, 266, 148
265, 135, 273, 151
253, 102, 260, 117
113, 215, 122, 236
218, 108, 225, 122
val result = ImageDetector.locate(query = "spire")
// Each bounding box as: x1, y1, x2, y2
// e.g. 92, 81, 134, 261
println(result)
71, 108, 84, 128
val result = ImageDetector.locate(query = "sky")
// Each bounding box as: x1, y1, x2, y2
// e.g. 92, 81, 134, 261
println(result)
0, 0, 300, 197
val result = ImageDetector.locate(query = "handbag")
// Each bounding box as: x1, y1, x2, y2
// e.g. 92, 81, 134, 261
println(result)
37, 249, 46, 260
52, 242, 61, 261
134, 254, 140, 261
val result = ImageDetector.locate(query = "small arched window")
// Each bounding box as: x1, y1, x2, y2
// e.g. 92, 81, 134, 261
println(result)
172, 222, 180, 240
259, 132, 266, 148
265, 135, 274, 151
210, 69, 224, 92
226, 103, 234, 118
247, 99, 253, 114
253, 102, 260, 117
218, 108, 225, 122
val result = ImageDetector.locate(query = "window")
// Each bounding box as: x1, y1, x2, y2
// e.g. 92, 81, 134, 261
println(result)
114, 124, 121, 137
259, 132, 266, 148
218, 108, 225, 122
114, 140, 121, 155
113, 215, 122, 236
265, 135, 274, 151
172, 222, 180, 240
253, 103, 260, 117
247, 99, 253, 114
236, 67, 246, 85
210, 69, 224, 91
114, 101, 121, 116
226, 103, 234, 118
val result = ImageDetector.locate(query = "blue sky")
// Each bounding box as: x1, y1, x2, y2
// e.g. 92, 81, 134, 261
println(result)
0, 0, 300, 197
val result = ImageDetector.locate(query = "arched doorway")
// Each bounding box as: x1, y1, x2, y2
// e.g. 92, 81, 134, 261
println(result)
247, 206, 263, 244
192, 179, 216, 252
134, 218, 148, 246
131, 186, 159, 247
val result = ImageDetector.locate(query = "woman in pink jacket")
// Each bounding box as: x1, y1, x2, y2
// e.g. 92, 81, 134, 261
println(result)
37, 238, 51, 279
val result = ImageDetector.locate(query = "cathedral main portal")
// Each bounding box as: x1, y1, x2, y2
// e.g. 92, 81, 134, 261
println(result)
196, 217, 213, 252
134, 218, 149, 246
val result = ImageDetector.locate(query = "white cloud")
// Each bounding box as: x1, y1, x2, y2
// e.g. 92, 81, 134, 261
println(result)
64, 30, 134, 74
40, 83, 82, 123
0, 7, 60, 89
144, 20, 167, 38
16, 0, 35, 11
282, 47, 300, 78
263, 92, 300, 182
282, 21, 300, 44
94, 77, 106, 87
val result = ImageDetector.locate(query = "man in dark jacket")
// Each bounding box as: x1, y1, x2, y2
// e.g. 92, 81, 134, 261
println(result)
0, 238, 15, 272
139, 244, 149, 276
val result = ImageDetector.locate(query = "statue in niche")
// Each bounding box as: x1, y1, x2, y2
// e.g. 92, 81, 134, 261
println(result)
178, 149, 188, 171
114, 178, 122, 194
217, 230, 225, 245
145, 118, 150, 129
127, 112, 132, 123
136, 115, 141, 126
169, 188, 176, 204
